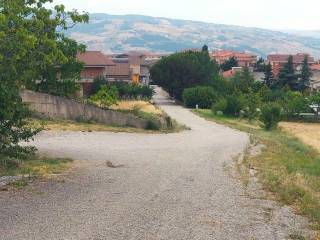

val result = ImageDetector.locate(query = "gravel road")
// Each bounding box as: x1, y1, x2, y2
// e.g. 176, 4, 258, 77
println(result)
0, 87, 313, 240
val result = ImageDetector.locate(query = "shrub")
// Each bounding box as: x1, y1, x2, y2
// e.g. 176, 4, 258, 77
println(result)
281, 91, 310, 119
260, 103, 282, 130
211, 94, 246, 116
145, 119, 161, 130
182, 86, 217, 109
88, 85, 119, 108
224, 94, 246, 116
91, 76, 107, 95
242, 92, 262, 120
111, 82, 154, 100
212, 98, 228, 114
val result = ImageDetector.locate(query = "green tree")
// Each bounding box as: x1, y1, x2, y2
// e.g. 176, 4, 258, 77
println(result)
0, 0, 88, 157
299, 55, 312, 92
260, 103, 282, 130
150, 50, 219, 100
264, 62, 274, 88
220, 56, 238, 71
31, 38, 86, 98
89, 85, 119, 108
230, 67, 255, 93
243, 91, 261, 120
0, 83, 39, 158
277, 55, 299, 90
281, 91, 309, 118
256, 57, 265, 72
202, 44, 209, 52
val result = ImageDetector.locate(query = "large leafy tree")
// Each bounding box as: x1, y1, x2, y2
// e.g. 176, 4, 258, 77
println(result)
150, 48, 219, 100
0, 0, 88, 157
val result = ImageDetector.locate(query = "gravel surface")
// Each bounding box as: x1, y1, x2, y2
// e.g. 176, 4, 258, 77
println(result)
0, 87, 313, 240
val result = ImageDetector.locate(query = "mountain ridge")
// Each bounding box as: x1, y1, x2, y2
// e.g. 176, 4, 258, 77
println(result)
66, 13, 320, 58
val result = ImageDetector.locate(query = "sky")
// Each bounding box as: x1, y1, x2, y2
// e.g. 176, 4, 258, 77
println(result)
52, 0, 319, 30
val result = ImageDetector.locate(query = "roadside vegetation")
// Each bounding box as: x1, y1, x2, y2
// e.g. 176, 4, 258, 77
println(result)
0, 155, 72, 178
0, 1, 88, 179
86, 79, 181, 131
194, 110, 320, 231
29, 118, 187, 133
151, 46, 320, 232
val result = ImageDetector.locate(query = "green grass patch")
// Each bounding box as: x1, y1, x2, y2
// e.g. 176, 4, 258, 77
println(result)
194, 109, 320, 230
0, 155, 73, 178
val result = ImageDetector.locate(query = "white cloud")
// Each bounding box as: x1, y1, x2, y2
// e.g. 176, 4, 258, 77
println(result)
51, 0, 320, 30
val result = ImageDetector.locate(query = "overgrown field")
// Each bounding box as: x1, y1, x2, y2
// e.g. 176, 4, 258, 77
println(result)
280, 122, 320, 152
194, 109, 320, 232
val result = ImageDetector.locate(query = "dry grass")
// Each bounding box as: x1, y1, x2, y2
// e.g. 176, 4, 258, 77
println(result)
29, 118, 187, 134
29, 119, 154, 133
110, 100, 163, 115
280, 122, 320, 152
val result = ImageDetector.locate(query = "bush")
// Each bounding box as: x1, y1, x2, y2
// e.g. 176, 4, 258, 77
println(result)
88, 85, 119, 108
281, 91, 310, 119
111, 82, 154, 100
212, 98, 228, 114
91, 76, 107, 95
211, 94, 246, 116
224, 94, 246, 116
183, 86, 217, 108
260, 103, 282, 130
242, 92, 262, 120
145, 119, 161, 130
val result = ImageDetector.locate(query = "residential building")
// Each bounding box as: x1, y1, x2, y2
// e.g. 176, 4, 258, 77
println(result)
107, 51, 165, 85
77, 51, 115, 95
267, 53, 315, 78
211, 50, 257, 67
77, 50, 164, 95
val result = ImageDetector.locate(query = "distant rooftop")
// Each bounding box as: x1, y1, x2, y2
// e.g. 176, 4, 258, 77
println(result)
267, 53, 315, 64
77, 51, 115, 66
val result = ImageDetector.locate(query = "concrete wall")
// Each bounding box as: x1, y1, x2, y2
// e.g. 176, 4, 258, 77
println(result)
20, 90, 149, 129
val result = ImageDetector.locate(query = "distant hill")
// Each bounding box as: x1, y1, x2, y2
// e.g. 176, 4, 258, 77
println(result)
66, 13, 320, 58
284, 30, 320, 39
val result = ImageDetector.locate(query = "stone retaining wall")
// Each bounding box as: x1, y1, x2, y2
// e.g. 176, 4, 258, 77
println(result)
20, 90, 149, 129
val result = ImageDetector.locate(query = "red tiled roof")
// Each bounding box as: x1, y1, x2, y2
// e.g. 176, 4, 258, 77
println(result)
77, 51, 115, 66
211, 50, 256, 59
311, 64, 320, 71
267, 53, 315, 64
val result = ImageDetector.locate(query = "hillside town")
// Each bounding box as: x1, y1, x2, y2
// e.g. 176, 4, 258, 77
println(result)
76, 49, 320, 96
1, 1, 320, 240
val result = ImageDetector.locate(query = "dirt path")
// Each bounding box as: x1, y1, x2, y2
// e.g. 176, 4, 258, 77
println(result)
0, 87, 313, 240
